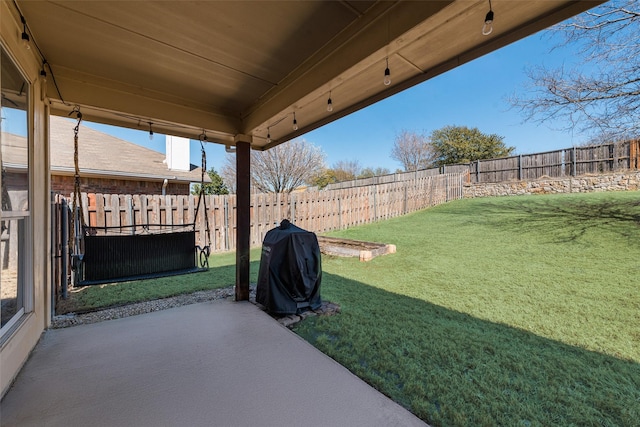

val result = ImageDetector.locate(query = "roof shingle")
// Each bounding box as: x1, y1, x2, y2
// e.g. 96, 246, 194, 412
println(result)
49, 115, 206, 182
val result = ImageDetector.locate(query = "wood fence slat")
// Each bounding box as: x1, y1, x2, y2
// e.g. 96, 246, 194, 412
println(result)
94, 193, 105, 228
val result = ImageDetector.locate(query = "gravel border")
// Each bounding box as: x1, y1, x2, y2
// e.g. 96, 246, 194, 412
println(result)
51, 284, 340, 329
51, 286, 255, 329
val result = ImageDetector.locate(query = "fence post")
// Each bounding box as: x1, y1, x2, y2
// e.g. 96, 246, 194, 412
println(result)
518, 154, 523, 180
81, 193, 91, 227
476, 160, 481, 183
71, 205, 83, 287
338, 196, 342, 229
127, 195, 135, 235
428, 176, 435, 207
572, 147, 577, 176
223, 197, 229, 251
373, 185, 378, 222
611, 143, 618, 171
403, 184, 408, 214
275, 192, 281, 226
445, 175, 449, 202
60, 198, 69, 300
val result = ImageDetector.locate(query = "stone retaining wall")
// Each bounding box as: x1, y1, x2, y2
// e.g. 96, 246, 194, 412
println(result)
463, 171, 640, 198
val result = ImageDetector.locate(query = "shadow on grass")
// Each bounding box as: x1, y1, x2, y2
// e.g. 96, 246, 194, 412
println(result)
57, 259, 261, 315
295, 272, 640, 427
467, 195, 640, 245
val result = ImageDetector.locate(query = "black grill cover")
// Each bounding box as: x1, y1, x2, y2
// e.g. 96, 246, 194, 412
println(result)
256, 220, 322, 315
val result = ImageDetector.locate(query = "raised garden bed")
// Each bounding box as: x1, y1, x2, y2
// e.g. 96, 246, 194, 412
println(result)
317, 236, 396, 262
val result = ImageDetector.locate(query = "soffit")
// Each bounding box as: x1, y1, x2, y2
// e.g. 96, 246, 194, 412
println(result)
13, 1, 604, 150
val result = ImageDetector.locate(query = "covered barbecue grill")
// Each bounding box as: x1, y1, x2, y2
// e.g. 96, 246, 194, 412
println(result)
256, 220, 322, 315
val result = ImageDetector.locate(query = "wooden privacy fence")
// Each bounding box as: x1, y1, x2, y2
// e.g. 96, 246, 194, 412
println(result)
65, 173, 465, 252
469, 142, 637, 182
324, 139, 640, 189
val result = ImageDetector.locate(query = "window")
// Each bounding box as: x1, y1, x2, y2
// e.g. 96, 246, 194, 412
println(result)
1, 46, 30, 336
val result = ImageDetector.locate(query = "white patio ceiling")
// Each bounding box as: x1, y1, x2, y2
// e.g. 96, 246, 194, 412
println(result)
15, 1, 603, 150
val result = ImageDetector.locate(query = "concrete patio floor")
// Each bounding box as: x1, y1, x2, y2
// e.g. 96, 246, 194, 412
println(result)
0, 300, 426, 426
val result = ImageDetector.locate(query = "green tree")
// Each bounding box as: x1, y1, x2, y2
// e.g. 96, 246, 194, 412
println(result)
429, 125, 514, 166
358, 167, 390, 179
309, 168, 337, 189
192, 167, 229, 195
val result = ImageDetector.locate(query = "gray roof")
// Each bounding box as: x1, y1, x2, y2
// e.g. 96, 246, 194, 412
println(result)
48, 115, 207, 183
1, 133, 28, 168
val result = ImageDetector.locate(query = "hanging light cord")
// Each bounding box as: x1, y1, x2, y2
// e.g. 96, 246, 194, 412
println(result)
12, 0, 69, 105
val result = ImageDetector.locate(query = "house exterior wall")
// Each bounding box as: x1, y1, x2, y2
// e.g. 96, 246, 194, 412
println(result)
51, 175, 190, 196
1, 3, 50, 398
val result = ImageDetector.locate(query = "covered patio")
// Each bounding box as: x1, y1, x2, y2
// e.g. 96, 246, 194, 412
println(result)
1, 0, 603, 421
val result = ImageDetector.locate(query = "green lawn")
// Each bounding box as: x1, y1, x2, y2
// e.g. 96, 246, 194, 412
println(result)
294, 191, 640, 426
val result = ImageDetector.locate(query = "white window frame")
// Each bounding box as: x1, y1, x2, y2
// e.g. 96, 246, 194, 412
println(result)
0, 45, 33, 341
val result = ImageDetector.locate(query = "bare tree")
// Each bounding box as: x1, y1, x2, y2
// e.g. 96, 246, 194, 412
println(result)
221, 139, 326, 193
220, 157, 237, 194
511, 1, 640, 141
331, 160, 361, 182
390, 130, 435, 171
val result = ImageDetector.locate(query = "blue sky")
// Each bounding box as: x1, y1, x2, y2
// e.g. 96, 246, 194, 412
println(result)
82, 27, 585, 174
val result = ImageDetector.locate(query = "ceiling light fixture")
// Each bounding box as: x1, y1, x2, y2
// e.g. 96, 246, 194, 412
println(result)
292, 112, 298, 131
148, 122, 154, 140
327, 92, 333, 112
267, 127, 271, 143
20, 15, 30, 49
482, 0, 494, 35
384, 58, 391, 86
